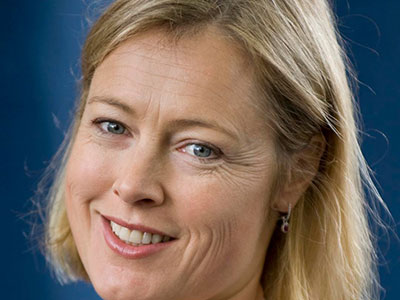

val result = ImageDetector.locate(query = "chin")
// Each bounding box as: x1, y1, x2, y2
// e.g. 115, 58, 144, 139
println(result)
87, 264, 174, 300
91, 275, 152, 300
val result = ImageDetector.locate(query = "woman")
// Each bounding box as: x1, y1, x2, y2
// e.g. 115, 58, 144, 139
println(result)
41, 0, 385, 299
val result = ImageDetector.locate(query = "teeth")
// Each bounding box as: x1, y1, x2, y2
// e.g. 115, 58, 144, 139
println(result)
142, 232, 152, 244
152, 234, 162, 244
119, 227, 131, 241
110, 221, 172, 246
111, 222, 122, 235
129, 230, 143, 245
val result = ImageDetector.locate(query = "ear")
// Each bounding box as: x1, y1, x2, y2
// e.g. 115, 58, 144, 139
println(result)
273, 134, 326, 212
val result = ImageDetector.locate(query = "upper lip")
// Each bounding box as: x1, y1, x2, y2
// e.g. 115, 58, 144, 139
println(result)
102, 214, 176, 238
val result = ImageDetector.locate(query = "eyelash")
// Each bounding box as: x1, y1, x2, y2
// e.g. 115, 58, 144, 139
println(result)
91, 118, 223, 163
92, 118, 129, 136
179, 143, 222, 163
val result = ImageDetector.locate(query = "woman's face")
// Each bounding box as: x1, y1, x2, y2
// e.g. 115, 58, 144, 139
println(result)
66, 28, 279, 300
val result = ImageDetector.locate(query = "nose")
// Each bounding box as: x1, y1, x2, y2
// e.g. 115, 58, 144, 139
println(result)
112, 145, 166, 207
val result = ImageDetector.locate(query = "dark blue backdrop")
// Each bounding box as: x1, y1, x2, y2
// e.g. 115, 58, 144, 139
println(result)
2, 1, 399, 299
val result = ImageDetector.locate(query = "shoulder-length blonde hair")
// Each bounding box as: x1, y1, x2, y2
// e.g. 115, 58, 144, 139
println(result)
42, 0, 386, 299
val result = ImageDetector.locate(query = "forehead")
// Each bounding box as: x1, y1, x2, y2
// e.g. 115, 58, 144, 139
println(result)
89, 27, 270, 139
95, 27, 253, 93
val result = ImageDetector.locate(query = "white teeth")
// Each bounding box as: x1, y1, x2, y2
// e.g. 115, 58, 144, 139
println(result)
152, 234, 162, 244
142, 232, 152, 244
109, 221, 172, 246
119, 227, 130, 242
129, 230, 143, 245
111, 222, 122, 235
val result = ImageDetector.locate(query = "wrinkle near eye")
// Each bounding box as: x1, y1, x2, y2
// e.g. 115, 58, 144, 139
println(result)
222, 144, 275, 170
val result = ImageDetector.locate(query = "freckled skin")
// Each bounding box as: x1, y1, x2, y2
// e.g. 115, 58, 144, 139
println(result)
66, 27, 280, 300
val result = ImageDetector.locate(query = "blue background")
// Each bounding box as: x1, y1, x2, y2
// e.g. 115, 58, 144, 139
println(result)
2, 1, 399, 299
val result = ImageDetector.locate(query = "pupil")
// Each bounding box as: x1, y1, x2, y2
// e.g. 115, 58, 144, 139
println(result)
108, 123, 123, 134
193, 145, 211, 157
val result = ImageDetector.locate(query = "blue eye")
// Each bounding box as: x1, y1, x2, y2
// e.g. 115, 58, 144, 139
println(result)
185, 144, 214, 158
100, 121, 126, 135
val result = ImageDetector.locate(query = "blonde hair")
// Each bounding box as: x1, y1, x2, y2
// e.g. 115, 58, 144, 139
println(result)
42, 0, 386, 299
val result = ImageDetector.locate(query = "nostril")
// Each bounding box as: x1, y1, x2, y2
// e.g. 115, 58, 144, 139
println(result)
137, 198, 157, 206
111, 179, 165, 206
112, 187, 120, 197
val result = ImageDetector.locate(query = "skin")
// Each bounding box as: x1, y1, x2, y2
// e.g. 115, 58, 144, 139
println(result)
65, 27, 299, 300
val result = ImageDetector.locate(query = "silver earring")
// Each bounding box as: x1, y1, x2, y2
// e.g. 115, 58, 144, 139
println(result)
281, 203, 292, 233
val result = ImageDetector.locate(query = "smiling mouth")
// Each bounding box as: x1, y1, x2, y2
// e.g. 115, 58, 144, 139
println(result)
109, 220, 174, 246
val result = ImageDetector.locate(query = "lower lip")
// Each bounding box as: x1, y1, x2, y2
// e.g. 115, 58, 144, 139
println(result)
101, 216, 175, 259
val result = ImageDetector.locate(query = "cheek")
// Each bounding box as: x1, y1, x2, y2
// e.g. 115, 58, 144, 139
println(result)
65, 138, 116, 211
166, 173, 273, 298
171, 171, 272, 274
64, 139, 116, 257
174, 170, 271, 232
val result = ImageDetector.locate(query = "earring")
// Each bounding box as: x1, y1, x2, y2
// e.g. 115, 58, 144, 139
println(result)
281, 203, 292, 233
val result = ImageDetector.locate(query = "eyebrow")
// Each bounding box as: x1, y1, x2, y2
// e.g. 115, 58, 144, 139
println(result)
88, 96, 135, 115
167, 119, 237, 139
87, 95, 237, 139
